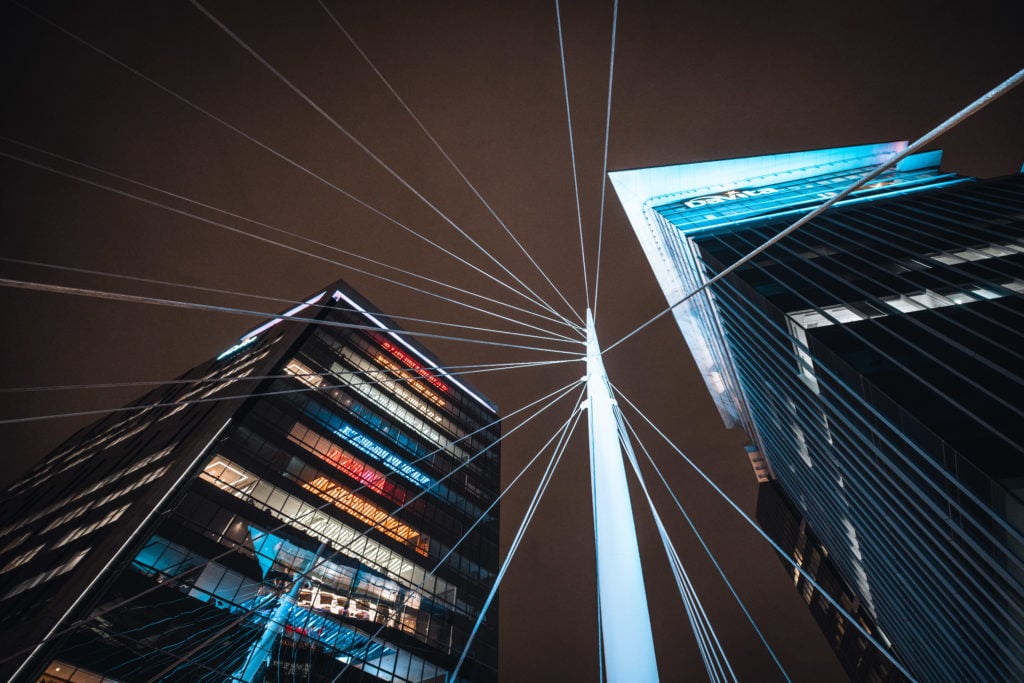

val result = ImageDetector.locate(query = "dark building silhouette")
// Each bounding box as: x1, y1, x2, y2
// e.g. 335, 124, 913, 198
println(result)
0, 280, 501, 682
612, 143, 1024, 681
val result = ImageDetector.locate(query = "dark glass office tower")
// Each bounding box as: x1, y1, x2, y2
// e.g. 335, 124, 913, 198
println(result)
0, 280, 501, 683
755, 480, 905, 682
611, 143, 1024, 681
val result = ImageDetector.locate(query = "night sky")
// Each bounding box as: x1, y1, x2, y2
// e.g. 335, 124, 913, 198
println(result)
2, 1, 1022, 680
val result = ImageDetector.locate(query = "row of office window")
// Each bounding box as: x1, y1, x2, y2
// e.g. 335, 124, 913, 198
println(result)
197, 457, 466, 612
52, 503, 131, 549
266, 388, 486, 519
313, 326, 498, 437
156, 344, 271, 423
326, 334, 498, 457
687, 176, 1024, 680
307, 325, 500, 484
201, 434, 493, 593
241, 420, 495, 576
41, 463, 171, 535
9, 333, 276, 499
131, 533, 456, 654
286, 356, 480, 470
2, 548, 90, 601
288, 422, 421, 510
205, 454, 429, 555
0, 447, 174, 541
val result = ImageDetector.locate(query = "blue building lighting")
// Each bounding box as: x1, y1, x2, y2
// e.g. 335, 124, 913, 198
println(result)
612, 143, 1024, 681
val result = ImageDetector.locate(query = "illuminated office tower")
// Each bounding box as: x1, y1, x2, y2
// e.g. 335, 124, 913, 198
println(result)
611, 143, 1024, 681
0, 280, 501, 682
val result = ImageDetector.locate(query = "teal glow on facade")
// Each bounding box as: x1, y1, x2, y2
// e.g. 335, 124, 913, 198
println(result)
611, 144, 1024, 681
304, 404, 438, 491
609, 142, 964, 430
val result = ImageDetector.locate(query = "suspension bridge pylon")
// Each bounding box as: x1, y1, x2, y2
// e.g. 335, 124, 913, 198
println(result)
585, 309, 659, 682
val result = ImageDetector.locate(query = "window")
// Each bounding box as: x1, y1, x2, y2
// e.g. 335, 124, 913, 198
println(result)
0, 533, 30, 556
0, 544, 43, 574
301, 475, 429, 556
288, 423, 413, 508
53, 503, 131, 548
2, 548, 90, 600
197, 457, 460, 609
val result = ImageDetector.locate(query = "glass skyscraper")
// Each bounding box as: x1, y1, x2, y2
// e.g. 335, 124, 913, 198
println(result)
611, 142, 1024, 681
0, 279, 500, 682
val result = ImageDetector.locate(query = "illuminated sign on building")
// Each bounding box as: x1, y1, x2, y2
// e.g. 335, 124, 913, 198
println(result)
661, 157, 962, 235
682, 187, 777, 208
301, 475, 429, 555
332, 288, 496, 413
372, 353, 447, 409
304, 405, 441, 493
671, 170, 905, 220
287, 423, 415, 508
380, 341, 450, 394
335, 423, 433, 489
609, 142, 965, 429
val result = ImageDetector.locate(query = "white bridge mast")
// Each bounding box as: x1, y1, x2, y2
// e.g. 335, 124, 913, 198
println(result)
585, 309, 660, 682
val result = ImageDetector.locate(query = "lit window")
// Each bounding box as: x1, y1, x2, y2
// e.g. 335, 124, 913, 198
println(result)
159, 349, 269, 421
53, 503, 131, 548
380, 340, 450, 394
330, 360, 473, 462
199, 457, 458, 608
0, 533, 30, 556
2, 548, 90, 600
301, 475, 429, 555
284, 359, 324, 389
42, 502, 93, 533
288, 423, 411, 507
786, 317, 820, 395
0, 544, 43, 574
202, 460, 250, 491
790, 277, 1024, 329
368, 352, 446, 409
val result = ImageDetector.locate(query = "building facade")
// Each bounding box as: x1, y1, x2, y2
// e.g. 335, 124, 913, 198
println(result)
755, 479, 903, 682
0, 280, 501, 682
611, 143, 1024, 681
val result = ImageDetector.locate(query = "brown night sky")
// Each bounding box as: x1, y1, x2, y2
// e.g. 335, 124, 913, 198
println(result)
1, 1, 1022, 680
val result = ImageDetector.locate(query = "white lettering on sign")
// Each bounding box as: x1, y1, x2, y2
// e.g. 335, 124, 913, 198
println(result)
683, 187, 778, 209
